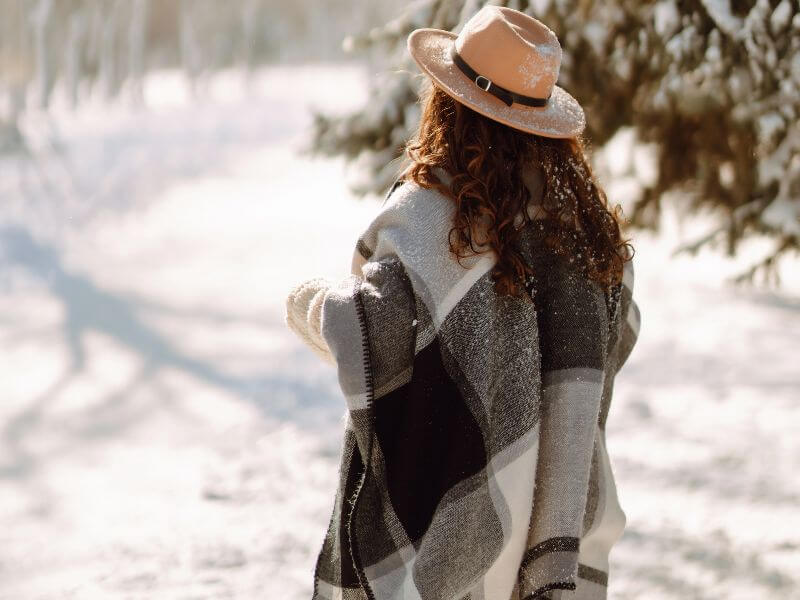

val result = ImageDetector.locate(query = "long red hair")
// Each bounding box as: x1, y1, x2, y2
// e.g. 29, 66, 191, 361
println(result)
404, 81, 634, 298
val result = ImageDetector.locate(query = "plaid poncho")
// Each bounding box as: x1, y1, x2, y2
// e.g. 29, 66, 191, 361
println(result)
290, 171, 641, 600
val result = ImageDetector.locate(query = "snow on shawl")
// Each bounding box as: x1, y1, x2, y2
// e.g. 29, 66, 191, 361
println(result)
311, 175, 638, 600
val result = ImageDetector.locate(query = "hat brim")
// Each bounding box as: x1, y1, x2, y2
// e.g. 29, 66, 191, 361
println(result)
407, 28, 586, 138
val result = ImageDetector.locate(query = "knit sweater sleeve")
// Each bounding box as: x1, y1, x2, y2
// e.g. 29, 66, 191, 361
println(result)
285, 175, 471, 373
284, 176, 414, 367
284, 276, 336, 365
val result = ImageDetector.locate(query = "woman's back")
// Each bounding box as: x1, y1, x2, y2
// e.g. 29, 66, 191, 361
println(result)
285, 6, 641, 599
295, 178, 640, 600
511, 217, 640, 599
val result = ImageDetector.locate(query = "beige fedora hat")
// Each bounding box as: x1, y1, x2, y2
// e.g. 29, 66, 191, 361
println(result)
407, 5, 585, 138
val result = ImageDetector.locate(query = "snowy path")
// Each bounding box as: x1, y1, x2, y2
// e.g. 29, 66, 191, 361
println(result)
0, 63, 798, 600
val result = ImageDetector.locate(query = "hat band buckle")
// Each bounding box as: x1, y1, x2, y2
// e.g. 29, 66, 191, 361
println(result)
475, 75, 492, 92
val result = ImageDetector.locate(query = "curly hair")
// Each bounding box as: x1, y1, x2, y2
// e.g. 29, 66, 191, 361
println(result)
403, 81, 634, 298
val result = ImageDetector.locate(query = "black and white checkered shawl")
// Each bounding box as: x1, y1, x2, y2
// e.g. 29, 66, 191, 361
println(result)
312, 175, 640, 600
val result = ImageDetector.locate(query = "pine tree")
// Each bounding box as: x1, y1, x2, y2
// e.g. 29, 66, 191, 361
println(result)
310, 0, 800, 286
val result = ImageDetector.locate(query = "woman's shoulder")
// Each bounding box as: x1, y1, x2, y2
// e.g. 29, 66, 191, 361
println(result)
352, 168, 497, 328
381, 168, 454, 219
357, 170, 457, 259
352, 168, 494, 296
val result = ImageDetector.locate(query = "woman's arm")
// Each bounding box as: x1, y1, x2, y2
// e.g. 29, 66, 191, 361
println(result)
283, 175, 411, 366
284, 276, 336, 365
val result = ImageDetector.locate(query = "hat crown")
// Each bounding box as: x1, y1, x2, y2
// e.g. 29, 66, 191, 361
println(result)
454, 6, 562, 100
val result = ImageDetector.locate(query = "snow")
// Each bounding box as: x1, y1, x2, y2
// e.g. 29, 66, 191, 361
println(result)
529, 0, 553, 16
762, 197, 800, 237
770, 0, 793, 33
699, 0, 743, 37
1, 62, 799, 599
653, 0, 681, 38
582, 21, 608, 56
756, 111, 784, 144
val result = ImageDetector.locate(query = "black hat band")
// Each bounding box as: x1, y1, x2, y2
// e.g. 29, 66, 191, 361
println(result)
449, 46, 551, 108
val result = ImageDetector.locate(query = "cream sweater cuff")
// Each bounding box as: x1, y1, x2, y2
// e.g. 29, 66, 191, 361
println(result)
284, 277, 336, 365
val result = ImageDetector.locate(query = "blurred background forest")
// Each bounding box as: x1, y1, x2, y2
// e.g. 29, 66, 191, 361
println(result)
0, 1, 798, 599
2, 0, 798, 282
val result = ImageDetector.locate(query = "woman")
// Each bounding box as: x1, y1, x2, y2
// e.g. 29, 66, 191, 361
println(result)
286, 6, 640, 600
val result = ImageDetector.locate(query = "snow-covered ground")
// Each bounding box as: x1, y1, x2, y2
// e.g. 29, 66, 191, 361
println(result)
0, 63, 797, 600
